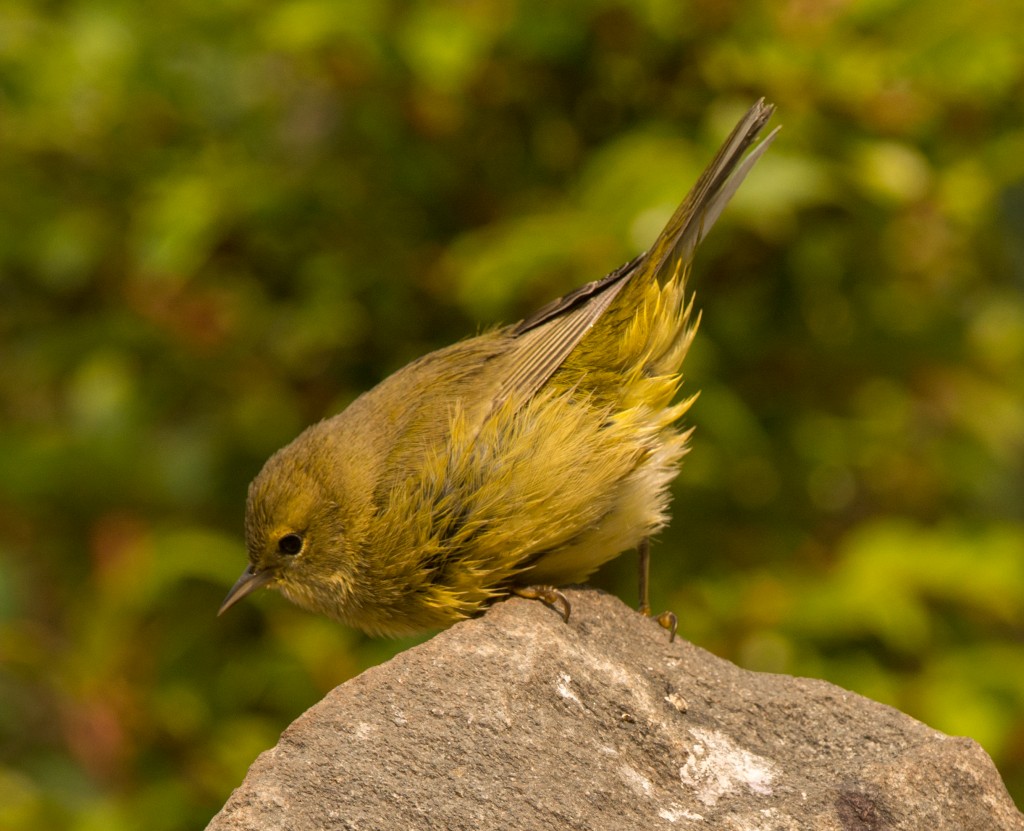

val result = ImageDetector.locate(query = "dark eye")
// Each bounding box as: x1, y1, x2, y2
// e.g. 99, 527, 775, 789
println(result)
278, 533, 304, 555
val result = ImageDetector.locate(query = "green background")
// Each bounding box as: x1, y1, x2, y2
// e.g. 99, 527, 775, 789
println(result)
2, 0, 1023, 826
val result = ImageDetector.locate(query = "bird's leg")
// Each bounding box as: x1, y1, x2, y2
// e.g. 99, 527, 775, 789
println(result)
638, 538, 677, 641
512, 585, 571, 623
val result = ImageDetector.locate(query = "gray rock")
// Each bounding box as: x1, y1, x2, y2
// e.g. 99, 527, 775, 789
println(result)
208, 587, 1022, 830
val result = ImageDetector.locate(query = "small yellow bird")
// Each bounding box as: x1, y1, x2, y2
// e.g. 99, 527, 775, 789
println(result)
220, 100, 777, 639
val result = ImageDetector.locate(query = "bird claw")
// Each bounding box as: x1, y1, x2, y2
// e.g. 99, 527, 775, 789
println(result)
640, 604, 678, 642
512, 585, 571, 623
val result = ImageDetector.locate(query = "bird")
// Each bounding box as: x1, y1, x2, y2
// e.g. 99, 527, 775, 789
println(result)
219, 99, 777, 640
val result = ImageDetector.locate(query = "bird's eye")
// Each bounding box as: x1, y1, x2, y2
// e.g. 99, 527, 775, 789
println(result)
278, 533, 304, 555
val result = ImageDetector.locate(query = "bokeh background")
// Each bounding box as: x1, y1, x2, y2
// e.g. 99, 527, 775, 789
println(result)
2, 0, 1023, 826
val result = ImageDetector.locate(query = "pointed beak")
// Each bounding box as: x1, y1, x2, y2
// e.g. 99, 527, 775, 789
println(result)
218, 564, 275, 616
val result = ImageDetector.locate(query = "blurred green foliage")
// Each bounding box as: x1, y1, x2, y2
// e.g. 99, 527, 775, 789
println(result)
1, 0, 1022, 826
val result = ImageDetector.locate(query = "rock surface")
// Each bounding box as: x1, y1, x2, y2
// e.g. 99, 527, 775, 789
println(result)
208, 588, 1022, 830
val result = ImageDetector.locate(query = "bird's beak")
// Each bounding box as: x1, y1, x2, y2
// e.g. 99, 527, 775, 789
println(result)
218, 564, 275, 616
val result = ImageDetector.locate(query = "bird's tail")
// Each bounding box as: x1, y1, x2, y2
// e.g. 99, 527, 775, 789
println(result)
633, 98, 777, 289
553, 100, 777, 405
501, 100, 777, 409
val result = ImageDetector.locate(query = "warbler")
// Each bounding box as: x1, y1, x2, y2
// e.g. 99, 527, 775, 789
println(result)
220, 99, 777, 639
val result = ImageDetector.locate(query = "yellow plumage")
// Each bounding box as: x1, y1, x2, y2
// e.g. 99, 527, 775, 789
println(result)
222, 100, 778, 637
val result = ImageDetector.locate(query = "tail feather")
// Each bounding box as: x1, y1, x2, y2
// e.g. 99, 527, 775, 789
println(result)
640, 98, 778, 285
496, 100, 777, 408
